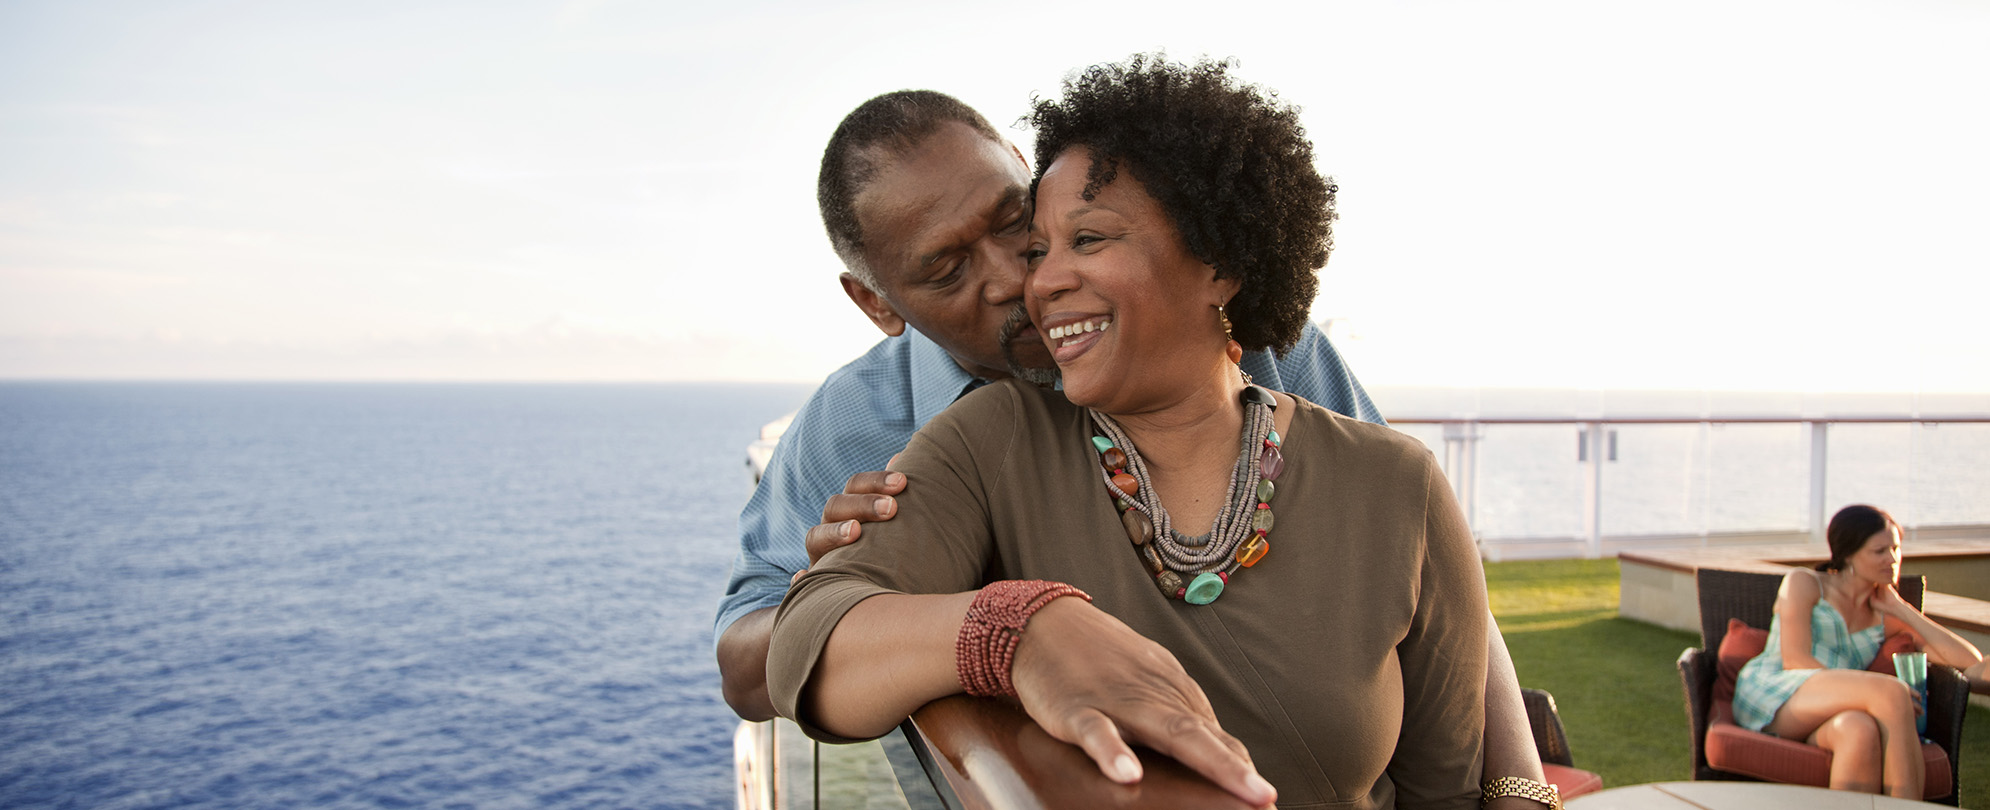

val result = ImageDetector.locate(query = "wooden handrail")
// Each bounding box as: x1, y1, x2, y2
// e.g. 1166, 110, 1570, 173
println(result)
905, 695, 1258, 810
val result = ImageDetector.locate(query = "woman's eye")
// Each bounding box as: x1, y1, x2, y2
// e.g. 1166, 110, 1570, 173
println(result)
1072, 234, 1102, 249
1023, 246, 1047, 266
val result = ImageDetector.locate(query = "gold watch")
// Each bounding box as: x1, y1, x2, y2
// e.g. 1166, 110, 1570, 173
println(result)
1482, 776, 1562, 810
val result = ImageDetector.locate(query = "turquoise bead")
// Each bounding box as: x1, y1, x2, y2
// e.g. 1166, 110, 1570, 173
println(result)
1267, 428, 1281, 447
1092, 436, 1116, 453
1184, 572, 1225, 605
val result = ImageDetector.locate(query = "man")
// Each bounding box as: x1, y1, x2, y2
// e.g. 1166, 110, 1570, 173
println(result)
714, 90, 1549, 808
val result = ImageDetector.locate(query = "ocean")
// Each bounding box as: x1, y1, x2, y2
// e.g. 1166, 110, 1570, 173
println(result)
1, 382, 812, 810
2, 382, 1984, 810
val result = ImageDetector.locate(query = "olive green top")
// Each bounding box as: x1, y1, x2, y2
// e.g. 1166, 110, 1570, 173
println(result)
770, 379, 1487, 810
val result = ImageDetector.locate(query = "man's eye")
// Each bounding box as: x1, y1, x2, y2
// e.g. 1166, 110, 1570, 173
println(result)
999, 216, 1027, 236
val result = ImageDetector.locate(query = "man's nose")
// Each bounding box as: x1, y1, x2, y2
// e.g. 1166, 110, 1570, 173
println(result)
983, 248, 1027, 305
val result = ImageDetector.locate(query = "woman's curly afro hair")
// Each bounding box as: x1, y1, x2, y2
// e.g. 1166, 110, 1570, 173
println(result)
1027, 54, 1334, 354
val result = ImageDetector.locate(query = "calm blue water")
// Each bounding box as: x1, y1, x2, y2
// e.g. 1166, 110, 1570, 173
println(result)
0, 382, 811, 810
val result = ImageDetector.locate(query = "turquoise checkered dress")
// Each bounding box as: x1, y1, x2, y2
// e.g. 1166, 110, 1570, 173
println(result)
1732, 599, 1886, 733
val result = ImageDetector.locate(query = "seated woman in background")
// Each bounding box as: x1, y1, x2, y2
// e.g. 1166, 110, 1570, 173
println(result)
768, 55, 1493, 810
1733, 504, 1989, 798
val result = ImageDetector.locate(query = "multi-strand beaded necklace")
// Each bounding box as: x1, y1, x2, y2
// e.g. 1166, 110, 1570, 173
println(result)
1087, 382, 1283, 605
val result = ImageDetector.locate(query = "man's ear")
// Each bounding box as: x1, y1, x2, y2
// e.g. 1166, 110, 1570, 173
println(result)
841, 273, 906, 337
1008, 140, 1030, 173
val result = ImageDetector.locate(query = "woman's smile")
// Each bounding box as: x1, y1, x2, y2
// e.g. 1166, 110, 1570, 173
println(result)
1043, 316, 1113, 361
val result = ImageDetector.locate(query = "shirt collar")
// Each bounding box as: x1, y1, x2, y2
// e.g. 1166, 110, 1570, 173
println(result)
908, 328, 986, 428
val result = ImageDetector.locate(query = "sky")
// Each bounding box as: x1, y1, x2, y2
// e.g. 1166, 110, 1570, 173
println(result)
2, 0, 1986, 392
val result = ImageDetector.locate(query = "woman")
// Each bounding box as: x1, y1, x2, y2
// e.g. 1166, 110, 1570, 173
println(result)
770, 55, 1492, 810
1733, 504, 1988, 798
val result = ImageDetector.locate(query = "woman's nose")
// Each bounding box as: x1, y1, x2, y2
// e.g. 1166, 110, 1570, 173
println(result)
1027, 248, 1076, 302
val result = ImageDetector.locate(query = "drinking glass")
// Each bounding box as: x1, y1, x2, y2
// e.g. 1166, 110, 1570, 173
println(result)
1892, 651, 1929, 736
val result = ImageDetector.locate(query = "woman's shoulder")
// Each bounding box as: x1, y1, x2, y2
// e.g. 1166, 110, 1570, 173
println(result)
926, 379, 1084, 445
1287, 393, 1435, 469
1777, 568, 1825, 607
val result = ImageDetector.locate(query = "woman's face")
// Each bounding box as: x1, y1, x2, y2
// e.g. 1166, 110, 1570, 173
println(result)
1025, 147, 1240, 413
1849, 526, 1902, 586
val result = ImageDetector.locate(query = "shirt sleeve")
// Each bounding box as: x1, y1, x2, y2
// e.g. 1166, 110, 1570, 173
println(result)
711, 362, 919, 649
711, 403, 840, 649
1388, 452, 1488, 809
1243, 320, 1385, 425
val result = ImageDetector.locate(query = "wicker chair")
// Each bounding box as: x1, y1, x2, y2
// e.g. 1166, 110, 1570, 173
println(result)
1677, 568, 1968, 805
1522, 687, 1603, 799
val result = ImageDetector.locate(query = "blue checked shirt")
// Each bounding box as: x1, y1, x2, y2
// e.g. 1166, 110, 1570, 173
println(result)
712, 322, 1383, 645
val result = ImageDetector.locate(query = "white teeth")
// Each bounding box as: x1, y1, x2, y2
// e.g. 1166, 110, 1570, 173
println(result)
1049, 319, 1112, 340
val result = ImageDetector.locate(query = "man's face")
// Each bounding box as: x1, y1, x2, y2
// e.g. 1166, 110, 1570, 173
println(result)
847, 122, 1052, 381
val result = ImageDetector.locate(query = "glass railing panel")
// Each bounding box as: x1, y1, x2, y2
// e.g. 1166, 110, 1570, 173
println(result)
1472, 424, 1584, 540
1826, 422, 1917, 520
1597, 422, 1809, 537
1905, 421, 1990, 528
1703, 422, 1809, 534
1596, 423, 1707, 538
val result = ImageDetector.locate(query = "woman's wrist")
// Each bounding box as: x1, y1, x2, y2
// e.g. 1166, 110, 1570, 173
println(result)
956, 580, 1092, 697
1482, 776, 1561, 810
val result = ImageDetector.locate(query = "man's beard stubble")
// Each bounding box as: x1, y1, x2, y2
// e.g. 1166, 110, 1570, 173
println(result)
997, 302, 1061, 387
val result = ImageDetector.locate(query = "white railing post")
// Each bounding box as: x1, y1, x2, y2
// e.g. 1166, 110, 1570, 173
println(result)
1808, 420, 1830, 545
1582, 422, 1604, 557
1442, 421, 1480, 535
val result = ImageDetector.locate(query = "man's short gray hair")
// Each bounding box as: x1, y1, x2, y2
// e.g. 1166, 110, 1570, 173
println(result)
817, 90, 1002, 292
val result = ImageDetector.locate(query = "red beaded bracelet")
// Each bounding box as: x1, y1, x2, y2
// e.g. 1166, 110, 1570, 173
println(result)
955, 580, 1092, 697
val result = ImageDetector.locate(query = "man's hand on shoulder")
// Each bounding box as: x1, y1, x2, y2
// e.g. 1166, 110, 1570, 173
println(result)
798, 468, 907, 576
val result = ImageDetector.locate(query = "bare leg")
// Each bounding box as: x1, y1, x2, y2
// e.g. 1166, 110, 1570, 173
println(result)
1765, 669, 1922, 799
1807, 710, 1881, 793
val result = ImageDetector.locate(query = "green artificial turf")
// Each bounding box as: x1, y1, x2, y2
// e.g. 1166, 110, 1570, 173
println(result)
1485, 557, 1990, 806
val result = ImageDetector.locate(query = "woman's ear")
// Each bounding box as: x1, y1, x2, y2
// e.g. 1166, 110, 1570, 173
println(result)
1212, 272, 1242, 306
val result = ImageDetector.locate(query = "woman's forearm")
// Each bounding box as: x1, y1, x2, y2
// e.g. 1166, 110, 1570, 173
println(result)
1894, 608, 1986, 672
1481, 612, 1545, 773
800, 591, 977, 739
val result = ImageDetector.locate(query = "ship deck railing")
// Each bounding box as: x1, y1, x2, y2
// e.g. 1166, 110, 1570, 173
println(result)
735, 410, 1990, 809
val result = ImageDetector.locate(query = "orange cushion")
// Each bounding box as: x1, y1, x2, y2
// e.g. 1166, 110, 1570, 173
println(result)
1715, 618, 1768, 702
1867, 630, 1919, 674
1542, 764, 1602, 799
1705, 698, 1952, 799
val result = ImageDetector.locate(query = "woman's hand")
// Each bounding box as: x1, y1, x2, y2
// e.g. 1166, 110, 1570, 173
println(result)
1870, 582, 1917, 621
1010, 597, 1277, 808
